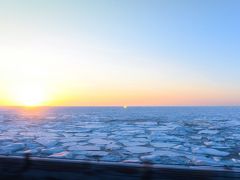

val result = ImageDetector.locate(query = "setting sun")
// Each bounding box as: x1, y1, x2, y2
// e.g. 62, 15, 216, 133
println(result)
10, 84, 48, 107
18, 92, 45, 106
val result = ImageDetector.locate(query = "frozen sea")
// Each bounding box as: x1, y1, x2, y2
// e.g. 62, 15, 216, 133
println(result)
0, 106, 240, 167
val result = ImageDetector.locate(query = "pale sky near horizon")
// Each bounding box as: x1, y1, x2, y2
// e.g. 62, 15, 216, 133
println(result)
0, 0, 240, 106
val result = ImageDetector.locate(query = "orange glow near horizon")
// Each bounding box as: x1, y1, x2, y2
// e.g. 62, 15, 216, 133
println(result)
0, 84, 239, 107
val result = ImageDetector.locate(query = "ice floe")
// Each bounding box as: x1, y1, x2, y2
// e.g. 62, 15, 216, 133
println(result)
0, 107, 239, 167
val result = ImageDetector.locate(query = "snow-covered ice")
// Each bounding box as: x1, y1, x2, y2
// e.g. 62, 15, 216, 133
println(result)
0, 106, 240, 167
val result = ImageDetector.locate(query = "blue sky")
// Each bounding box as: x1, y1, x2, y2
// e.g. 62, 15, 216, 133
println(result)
0, 0, 240, 106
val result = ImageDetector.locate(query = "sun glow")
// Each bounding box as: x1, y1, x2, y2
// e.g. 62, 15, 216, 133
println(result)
11, 84, 48, 107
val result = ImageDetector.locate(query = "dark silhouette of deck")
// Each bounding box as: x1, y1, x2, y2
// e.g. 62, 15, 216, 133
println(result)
0, 155, 239, 179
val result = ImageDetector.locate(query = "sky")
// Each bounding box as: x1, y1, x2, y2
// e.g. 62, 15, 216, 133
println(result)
0, 0, 240, 106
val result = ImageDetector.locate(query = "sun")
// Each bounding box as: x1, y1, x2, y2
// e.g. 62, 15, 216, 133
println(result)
19, 91, 45, 106
13, 85, 47, 107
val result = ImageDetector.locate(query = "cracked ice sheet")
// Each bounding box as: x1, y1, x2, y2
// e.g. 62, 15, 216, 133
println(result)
0, 106, 239, 167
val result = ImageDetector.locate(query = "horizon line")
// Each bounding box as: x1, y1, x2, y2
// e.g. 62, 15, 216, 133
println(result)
0, 105, 240, 108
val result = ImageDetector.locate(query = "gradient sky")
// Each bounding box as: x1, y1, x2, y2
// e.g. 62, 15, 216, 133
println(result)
0, 0, 240, 106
